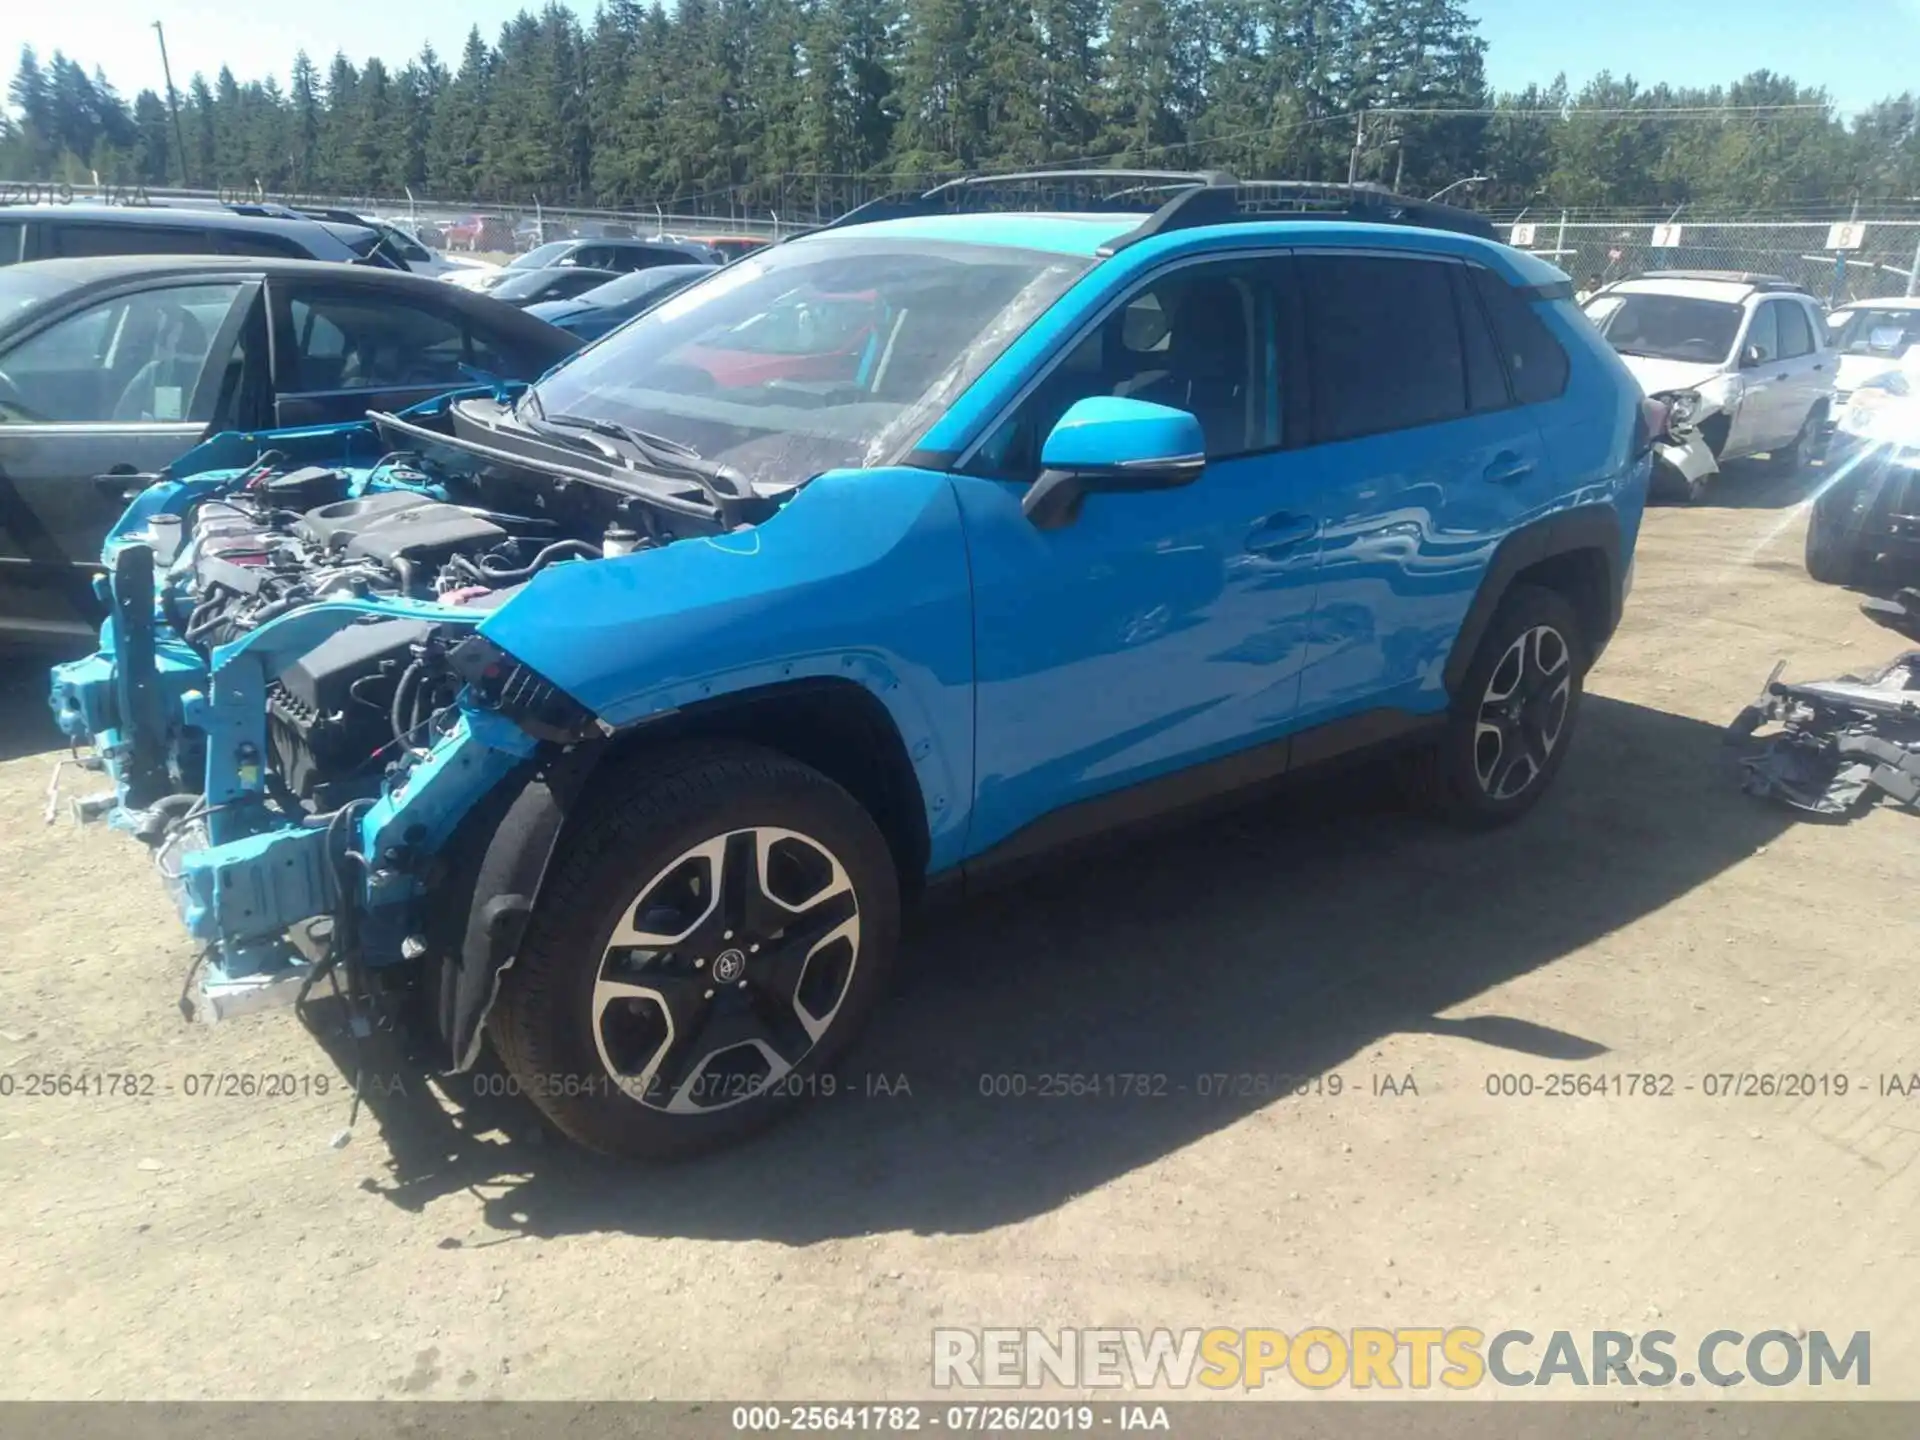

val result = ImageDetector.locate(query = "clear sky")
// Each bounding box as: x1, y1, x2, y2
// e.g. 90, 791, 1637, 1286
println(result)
10, 0, 1919, 118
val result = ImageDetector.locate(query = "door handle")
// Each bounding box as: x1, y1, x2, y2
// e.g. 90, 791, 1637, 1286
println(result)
1247, 513, 1318, 554
1483, 452, 1534, 485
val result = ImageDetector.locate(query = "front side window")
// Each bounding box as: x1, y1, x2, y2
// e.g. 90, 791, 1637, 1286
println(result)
0, 281, 242, 423
1301, 253, 1466, 443
1744, 302, 1780, 365
969, 260, 1281, 482
510, 242, 573, 272
1585, 292, 1744, 365
1776, 301, 1816, 359
530, 238, 1090, 490
284, 291, 468, 392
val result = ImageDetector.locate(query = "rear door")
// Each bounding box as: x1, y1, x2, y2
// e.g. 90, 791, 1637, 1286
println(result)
269, 280, 483, 426
1290, 250, 1558, 729
0, 278, 257, 636
1772, 297, 1830, 439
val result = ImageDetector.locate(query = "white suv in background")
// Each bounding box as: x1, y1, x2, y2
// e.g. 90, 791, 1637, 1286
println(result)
1824, 297, 1920, 413
1584, 271, 1835, 477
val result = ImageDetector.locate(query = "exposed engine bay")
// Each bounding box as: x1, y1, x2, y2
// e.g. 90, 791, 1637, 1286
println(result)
152, 394, 765, 813
173, 463, 618, 808
48, 392, 787, 1054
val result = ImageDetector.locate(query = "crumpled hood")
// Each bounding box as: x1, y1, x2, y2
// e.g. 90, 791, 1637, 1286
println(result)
1615, 354, 1725, 400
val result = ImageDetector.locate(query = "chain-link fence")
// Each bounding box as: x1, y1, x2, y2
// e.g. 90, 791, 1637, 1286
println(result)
1497, 214, 1920, 305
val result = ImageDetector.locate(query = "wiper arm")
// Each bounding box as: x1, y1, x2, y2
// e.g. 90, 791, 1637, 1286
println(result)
531, 414, 754, 507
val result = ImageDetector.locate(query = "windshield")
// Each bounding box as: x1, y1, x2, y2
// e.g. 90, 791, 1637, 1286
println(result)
1584, 292, 1743, 364
375, 223, 432, 263
1834, 307, 1920, 360
529, 238, 1090, 489
510, 242, 572, 272
0, 267, 73, 325
576, 266, 712, 307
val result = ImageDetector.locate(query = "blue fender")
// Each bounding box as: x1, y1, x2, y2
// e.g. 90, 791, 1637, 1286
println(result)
477, 465, 978, 872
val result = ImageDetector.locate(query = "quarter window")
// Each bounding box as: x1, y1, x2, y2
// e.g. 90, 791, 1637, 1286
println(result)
51, 222, 217, 259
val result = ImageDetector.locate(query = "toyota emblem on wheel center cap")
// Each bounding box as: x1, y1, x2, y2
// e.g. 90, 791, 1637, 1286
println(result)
712, 948, 747, 984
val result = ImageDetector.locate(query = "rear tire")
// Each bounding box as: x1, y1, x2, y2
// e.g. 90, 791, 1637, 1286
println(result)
489, 741, 899, 1160
1403, 585, 1588, 829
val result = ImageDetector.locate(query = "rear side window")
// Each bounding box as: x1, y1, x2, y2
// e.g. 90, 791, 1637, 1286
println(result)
1300, 253, 1465, 443
1470, 266, 1570, 404
51, 222, 217, 259
1776, 301, 1815, 359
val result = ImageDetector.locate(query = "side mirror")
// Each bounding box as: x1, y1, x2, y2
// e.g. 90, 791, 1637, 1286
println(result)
1740, 345, 1766, 369
1022, 397, 1207, 530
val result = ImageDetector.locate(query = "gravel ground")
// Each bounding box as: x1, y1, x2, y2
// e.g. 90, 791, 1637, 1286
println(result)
1, 461, 1916, 1401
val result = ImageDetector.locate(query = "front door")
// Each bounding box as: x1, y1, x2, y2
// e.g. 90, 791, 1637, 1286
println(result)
955, 255, 1326, 857
0, 278, 256, 638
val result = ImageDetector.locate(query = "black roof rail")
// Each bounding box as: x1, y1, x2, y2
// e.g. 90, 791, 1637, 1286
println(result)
1637, 268, 1808, 293
811, 168, 1234, 234
1101, 179, 1498, 253
804, 168, 1498, 250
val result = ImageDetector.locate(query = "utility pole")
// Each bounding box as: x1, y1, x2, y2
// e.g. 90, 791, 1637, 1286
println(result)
152, 21, 190, 188
1347, 112, 1365, 185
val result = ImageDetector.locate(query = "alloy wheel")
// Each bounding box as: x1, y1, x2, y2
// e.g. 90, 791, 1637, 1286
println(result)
591, 827, 861, 1113
1473, 625, 1573, 801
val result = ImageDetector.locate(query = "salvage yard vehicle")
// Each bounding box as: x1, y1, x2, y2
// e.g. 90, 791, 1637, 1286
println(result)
445, 236, 721, 294
0, 202, 406, 270
1584, 270, 1834, 501
48, 172, 1652, 1159
523, 263, 714, 341
1805, 347, 1920, 585
485, 266, 622, 309
0, 256, 580, 640
1824, 297, 1920, 418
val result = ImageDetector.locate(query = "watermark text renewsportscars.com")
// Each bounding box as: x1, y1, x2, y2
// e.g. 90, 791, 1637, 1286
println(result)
932, 1328, 1871, 1391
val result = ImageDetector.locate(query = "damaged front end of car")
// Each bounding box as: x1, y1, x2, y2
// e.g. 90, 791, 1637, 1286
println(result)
47, 388, 764, 1069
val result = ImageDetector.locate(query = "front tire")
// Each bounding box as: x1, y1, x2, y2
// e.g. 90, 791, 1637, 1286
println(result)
489, 742, 899, 1159
1804, 505, 1865, 586
1404, 585, 1588, 828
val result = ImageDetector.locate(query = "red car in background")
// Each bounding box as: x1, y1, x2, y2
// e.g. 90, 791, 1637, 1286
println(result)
679, 289, 883, 388
443, 215, 516, 252
700, 235, 773, 264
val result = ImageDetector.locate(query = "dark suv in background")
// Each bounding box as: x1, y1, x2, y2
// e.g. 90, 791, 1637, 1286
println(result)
0, 204, 402, 269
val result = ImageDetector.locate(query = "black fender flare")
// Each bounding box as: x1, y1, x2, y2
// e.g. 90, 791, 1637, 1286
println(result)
440, 740, 603, 1073
1442, 505, 1624, 697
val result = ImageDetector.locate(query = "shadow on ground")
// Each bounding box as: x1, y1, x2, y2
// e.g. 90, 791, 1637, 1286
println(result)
1693, 457, 1828, 511
0, 654, 79, 765
315, 692, 1792, 1241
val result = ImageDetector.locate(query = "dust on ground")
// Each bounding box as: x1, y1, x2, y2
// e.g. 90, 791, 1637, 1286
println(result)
1, 462, 1916, 1400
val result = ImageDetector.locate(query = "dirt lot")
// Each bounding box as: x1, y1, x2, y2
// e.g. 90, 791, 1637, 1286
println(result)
1, 464, 1917, 1402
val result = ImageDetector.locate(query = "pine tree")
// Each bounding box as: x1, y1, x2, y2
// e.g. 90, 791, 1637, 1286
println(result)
429, 28, 490, 195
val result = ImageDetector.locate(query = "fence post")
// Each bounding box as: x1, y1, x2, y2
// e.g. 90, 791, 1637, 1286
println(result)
1555, 210, 1567, 270
1909, 231, 1920, 297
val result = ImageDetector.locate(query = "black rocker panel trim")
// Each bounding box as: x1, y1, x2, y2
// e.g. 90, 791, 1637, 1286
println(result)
927, 705, 1441, 902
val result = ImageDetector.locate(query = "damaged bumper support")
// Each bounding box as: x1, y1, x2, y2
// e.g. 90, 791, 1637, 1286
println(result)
50, 532, 539, 1025
1725, 649, 1920, 817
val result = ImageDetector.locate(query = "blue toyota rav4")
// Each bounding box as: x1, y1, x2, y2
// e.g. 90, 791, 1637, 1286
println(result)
49, 173, 1653, 1158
